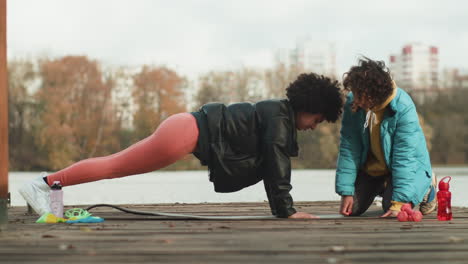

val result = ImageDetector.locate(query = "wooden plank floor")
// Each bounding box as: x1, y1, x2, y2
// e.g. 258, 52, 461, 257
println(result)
1, 201, 468, 264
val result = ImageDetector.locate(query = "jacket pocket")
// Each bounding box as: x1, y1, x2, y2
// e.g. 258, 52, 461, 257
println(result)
416, 159, 431, 178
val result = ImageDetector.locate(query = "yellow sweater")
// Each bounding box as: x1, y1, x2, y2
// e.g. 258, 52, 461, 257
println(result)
362, 83, 403, 211
363, 85, 396, 177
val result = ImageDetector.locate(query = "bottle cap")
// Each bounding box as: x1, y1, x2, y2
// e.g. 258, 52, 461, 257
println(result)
51, 181, 62, 190
438, 176, 451, 191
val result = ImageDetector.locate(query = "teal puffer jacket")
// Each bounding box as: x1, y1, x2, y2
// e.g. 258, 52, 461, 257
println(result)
335, 88, 432, 206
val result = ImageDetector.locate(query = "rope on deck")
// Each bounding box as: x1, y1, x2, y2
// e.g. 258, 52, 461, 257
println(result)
86, 204, 344, 220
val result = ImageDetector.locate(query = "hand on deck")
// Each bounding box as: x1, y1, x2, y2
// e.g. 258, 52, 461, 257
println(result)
340, 195, 354, 216
380, 209, 399, 218
288, 212, 318, 219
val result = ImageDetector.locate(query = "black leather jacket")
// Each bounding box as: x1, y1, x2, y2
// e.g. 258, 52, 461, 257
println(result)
191, 99, 299, 218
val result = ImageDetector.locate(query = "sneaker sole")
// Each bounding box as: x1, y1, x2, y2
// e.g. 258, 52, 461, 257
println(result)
420, 173, 438, 215
420, 199, 437, 215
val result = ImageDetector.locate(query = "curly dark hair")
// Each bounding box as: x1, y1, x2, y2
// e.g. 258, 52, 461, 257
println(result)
286, 72, 343, 122
343, 57, 393, 111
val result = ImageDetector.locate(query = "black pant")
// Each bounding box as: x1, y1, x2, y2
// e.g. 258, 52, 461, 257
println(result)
351, 171, 392, 216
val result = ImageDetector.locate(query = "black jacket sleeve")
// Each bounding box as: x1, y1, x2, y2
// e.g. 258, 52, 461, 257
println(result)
262, 116, 297, 218
263, 180, 277, 216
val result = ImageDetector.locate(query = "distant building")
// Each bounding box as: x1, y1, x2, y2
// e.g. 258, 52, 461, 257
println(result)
389, 43, 439, 92
441, 68, 468, 90
274, 48, 293, 69
275, 38, 337, 79
457, 74, 468, 89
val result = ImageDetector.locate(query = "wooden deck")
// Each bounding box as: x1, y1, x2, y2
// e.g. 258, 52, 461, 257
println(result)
1, 201, 468, 264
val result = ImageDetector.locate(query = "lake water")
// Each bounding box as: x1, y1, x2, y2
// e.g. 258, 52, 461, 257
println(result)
7, 167, 468, 207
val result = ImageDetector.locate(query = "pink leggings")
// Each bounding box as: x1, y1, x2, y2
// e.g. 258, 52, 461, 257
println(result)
46, 113, 199, 187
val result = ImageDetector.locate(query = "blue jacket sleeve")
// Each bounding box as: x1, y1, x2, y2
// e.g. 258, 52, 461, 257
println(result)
391, 104, 421, 204
335, 95, 363, 196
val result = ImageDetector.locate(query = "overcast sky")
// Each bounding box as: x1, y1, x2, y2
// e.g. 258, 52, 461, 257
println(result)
7, 0, 468, 79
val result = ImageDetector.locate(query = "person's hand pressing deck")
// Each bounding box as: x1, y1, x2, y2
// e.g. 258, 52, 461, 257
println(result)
340, 195, 354, 216
288, 212, 318, 219
380, 209, 399, 218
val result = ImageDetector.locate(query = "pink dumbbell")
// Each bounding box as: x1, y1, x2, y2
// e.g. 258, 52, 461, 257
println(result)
412, 211, 423, 222
397, 203, 423, 222
397, 211, 409, 222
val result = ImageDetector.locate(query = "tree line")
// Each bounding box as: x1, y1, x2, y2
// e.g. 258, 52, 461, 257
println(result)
7, 56, 466, 172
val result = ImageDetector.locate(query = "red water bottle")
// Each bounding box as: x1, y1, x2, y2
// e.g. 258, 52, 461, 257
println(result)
437, 176, 452, 221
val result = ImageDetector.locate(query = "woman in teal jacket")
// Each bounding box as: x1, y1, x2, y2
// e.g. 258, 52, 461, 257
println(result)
335, 57, 436, 217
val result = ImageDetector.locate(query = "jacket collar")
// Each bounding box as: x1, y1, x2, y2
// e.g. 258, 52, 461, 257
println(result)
349, 83, 401, 115
371, 81, 397, 112
388, 87, 402, 113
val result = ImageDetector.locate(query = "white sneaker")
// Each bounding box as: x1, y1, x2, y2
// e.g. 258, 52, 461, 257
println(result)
19, 173, 51, 215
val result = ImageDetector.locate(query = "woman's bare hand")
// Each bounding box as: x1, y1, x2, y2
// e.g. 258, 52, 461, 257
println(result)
288, 212, 319, 219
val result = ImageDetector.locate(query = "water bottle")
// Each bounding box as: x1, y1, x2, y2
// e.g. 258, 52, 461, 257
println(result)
437, 176, 452, 221
50, 181, 64, 218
